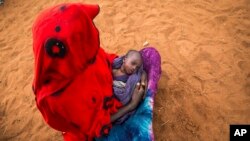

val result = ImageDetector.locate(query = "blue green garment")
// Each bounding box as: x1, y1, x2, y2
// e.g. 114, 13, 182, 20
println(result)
96, 89, 154, 141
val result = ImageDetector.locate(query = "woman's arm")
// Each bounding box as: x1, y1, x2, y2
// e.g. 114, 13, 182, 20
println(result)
111, 83, 145, 122
110, 103, 133, 122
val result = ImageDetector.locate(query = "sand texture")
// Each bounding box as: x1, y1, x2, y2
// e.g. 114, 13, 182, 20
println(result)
0, 0, 250, 141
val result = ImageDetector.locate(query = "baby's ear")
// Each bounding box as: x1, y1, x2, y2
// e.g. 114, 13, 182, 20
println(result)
81, 4, 100, 20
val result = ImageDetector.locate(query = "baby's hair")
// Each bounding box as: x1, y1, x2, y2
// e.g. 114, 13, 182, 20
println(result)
125, 50, 142, 59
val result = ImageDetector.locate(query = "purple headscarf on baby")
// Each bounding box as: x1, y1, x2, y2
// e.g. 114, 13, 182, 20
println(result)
112, 55, 144, 105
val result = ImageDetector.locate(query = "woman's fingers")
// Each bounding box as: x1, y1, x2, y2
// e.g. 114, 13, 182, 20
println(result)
140, 77, 145, 84
134, 82, 145, 98
141, 82, 145, 89
136, 82, 140, 90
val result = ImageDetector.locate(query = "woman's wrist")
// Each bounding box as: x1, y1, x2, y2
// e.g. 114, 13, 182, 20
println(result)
127, 102, 136, 111
111, 102, 134, 122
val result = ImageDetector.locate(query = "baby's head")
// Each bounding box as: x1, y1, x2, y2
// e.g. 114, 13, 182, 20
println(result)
121, 50, 142, 75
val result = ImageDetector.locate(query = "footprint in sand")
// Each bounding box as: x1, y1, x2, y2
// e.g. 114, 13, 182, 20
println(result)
237, 60, 248, 72
0, 39, 6, 49
241, 41, 250, 48
245, 74, 250, 95
214, 15, 228, 24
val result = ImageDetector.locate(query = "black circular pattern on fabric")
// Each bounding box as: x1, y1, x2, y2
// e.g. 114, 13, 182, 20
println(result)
55, 26, 61, 32
92, 97, 96, 103
60, 5, 66, 11
88, 56, 96, 64
103, 96, 113, 110
100, 124, 111, 136
45, 38, 66, 58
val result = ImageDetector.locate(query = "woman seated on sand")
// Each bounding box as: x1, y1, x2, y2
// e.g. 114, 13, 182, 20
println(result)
110, 50, 148, 124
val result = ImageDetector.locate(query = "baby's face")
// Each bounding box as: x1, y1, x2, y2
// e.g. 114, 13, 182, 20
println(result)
123, 54, 142, 75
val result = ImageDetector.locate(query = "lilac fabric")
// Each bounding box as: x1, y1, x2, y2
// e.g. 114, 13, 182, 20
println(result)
139, 47, 161, 96
113, 74, 129, 83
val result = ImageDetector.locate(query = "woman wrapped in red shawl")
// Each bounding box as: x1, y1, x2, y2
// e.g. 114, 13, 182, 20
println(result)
32, 3, 145, 141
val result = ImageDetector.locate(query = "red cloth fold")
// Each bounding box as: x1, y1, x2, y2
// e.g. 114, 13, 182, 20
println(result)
32, 3, 122, 141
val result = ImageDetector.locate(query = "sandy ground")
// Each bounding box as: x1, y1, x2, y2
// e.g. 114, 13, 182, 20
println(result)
0, 0, 250, 141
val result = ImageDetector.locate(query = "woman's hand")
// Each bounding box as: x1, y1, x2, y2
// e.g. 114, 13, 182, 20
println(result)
111, 80, 147, 123
129, 83, 145, 110
140, 71, 148, 99
110, 83, 144, 123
